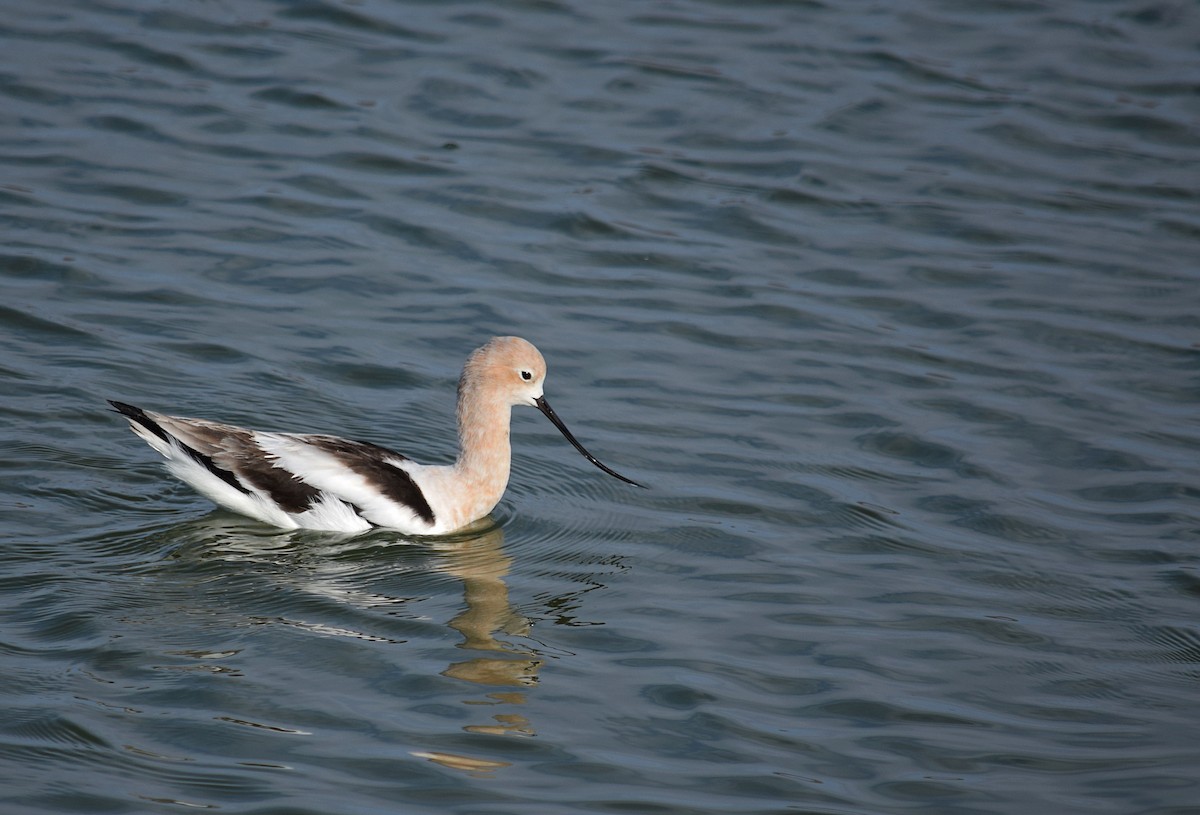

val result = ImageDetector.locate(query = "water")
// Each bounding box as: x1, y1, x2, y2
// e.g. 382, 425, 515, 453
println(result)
2, 0, 1199, 812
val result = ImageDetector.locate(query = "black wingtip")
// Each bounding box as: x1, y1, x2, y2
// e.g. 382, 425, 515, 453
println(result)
108, 399, 139, 417
108, 399, 172, 444
108, 399, 250, 497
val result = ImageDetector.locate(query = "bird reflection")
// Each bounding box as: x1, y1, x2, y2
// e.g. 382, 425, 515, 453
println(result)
428, 525, 540, 746
431, 523, 542, 690
158, 514, 541, 770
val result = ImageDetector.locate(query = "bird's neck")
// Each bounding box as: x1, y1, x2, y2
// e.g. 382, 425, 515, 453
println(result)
452, 390, 512, 513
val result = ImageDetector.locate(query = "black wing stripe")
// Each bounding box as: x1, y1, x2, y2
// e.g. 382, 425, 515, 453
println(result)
380, 461, 436, 526
306, 437, 436, 526
154, 417, 324, 515
232, 458, 323, 515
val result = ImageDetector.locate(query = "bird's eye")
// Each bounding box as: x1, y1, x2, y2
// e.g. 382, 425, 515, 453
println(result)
520, 370, 533, 381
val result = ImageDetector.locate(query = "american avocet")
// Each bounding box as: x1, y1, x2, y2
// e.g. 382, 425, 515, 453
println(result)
110, 336, 642, 535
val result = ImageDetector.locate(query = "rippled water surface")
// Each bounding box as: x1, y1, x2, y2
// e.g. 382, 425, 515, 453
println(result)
3, 1, 1199, 813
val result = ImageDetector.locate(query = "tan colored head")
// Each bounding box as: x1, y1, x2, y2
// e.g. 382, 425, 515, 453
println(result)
459, 336, 644, 488
460, 336, 548, 408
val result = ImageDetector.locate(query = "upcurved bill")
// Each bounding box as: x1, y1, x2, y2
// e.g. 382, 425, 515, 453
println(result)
535, 396, 645, 488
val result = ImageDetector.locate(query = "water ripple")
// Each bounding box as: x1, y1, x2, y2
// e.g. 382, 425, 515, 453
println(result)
3, 0, 1200, 812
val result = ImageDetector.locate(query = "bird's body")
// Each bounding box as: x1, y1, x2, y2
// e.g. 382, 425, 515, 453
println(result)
111, 337, 641, 535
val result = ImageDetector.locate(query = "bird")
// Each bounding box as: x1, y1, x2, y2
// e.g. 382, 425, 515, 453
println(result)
110, 336, 643, 535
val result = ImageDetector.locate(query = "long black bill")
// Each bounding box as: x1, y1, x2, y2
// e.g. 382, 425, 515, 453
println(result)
535, 396, 645, 488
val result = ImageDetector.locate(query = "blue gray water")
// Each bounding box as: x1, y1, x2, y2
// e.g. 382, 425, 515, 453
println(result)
2, 1, 1199, 813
